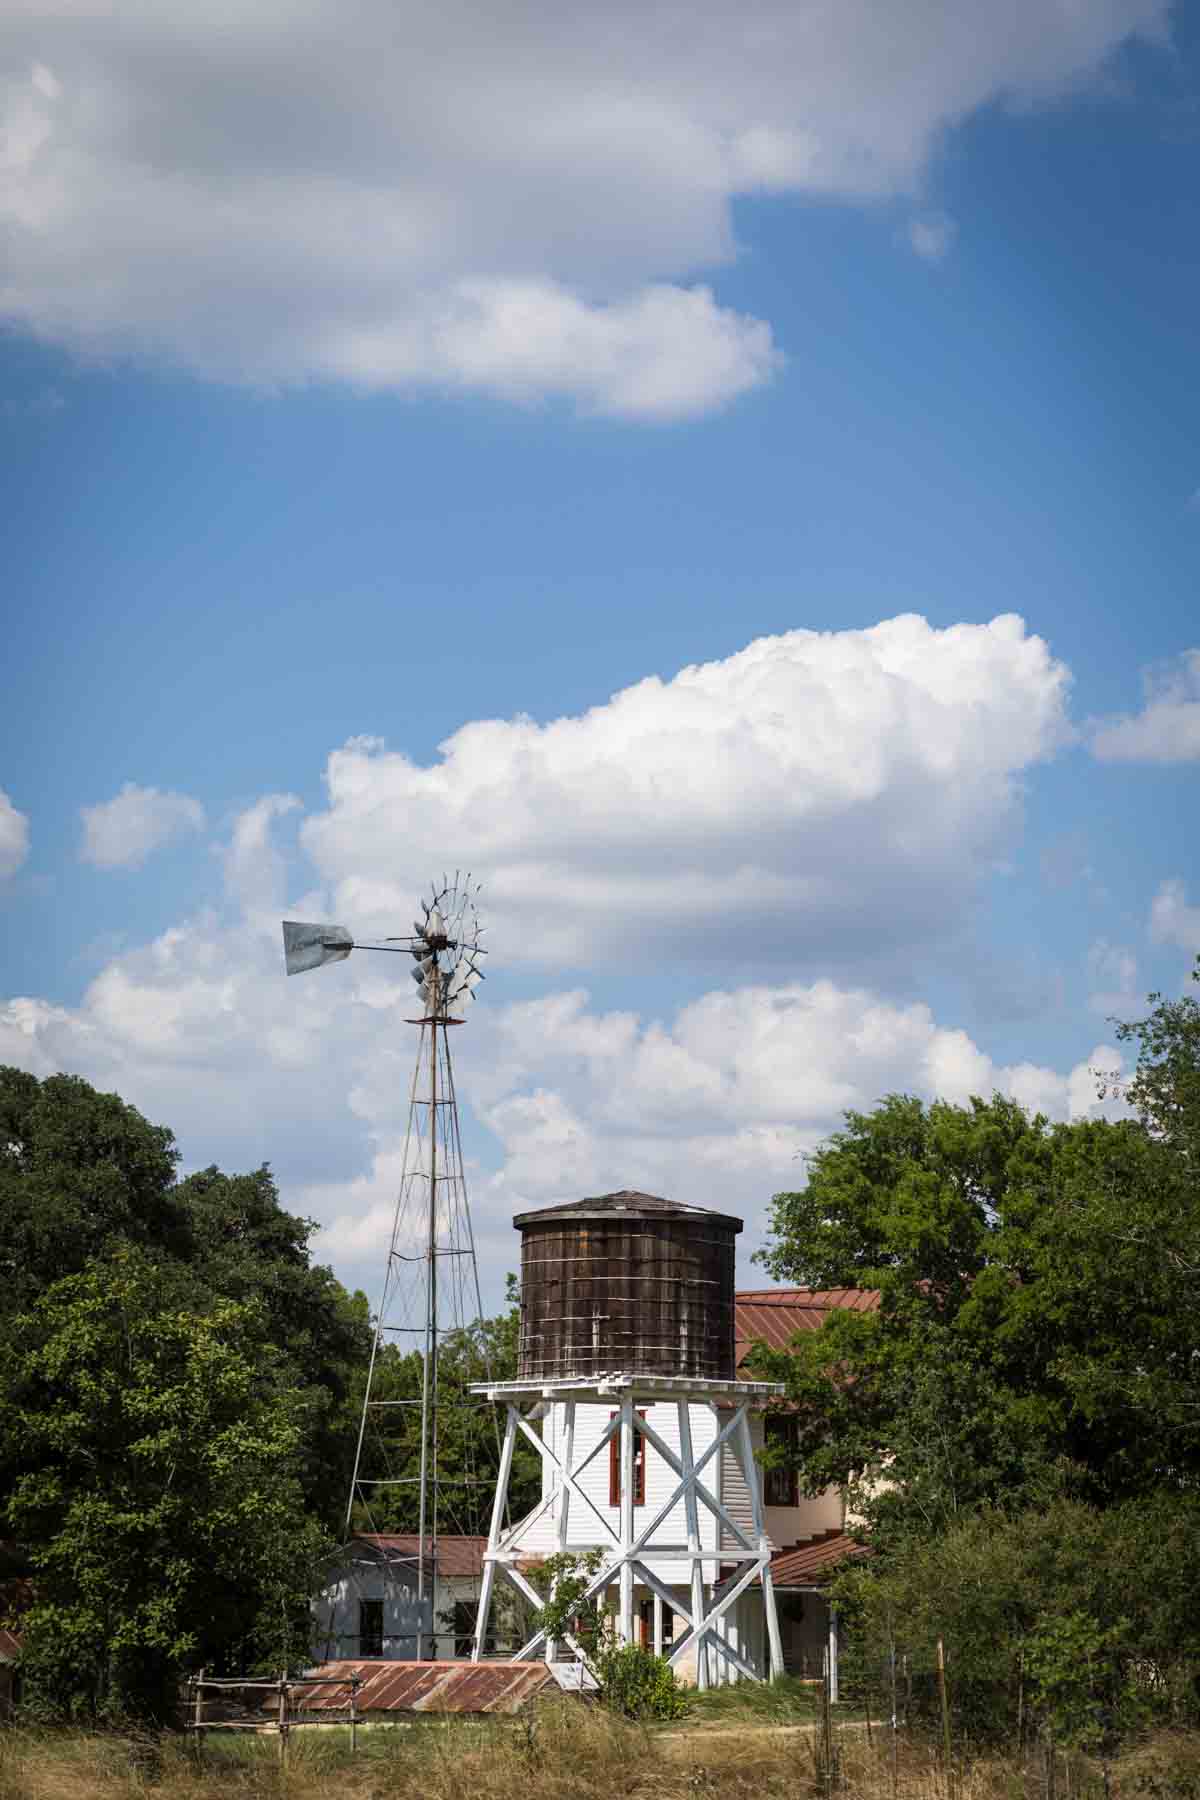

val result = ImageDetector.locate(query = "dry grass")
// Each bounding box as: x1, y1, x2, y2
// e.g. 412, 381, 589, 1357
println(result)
0, 1711, 1198, 1800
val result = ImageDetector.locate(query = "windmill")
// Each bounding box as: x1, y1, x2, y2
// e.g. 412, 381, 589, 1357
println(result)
282, 876, 487, 1658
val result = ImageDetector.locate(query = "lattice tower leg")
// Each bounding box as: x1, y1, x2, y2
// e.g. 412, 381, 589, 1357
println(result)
545, 1399, 575, 1665
736, 1406, 784, 1681
619, 1395, 635, 1646
471, 1404, 517, 1662
677, 1399, 708, 1691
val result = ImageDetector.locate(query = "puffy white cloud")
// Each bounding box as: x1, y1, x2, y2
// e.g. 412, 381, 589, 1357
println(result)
0, 0, 1166, 416
0, 879, 1128, 1301
302, 614, 1073, 967
0, 789, 30, 881
80, 782, 205, 869
316, 982, 1130, 1282
222, 793, 301, 916
1089, 651, 1200, 763
0, 723, 1120, 1290
0, 618, 1117, 1300
1150, 878, 1200, 953
324, 280, 780, 421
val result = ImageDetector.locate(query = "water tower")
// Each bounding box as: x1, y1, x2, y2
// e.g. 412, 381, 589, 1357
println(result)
471, 1191, 784, 1685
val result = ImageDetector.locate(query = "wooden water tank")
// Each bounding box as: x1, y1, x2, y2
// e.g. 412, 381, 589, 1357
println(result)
515, 1190, 741, 1382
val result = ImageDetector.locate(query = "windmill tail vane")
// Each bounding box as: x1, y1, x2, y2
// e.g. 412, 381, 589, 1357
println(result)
282, 874, 485, 1015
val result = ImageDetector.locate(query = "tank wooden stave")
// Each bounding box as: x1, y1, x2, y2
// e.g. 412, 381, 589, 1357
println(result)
515, 1193, 740, 1381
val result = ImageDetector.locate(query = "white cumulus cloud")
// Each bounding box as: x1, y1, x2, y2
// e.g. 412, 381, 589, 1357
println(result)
1089, 650, 1200, 763
80, 782, 206, 869
301, 614, 1072, 968
0, 0, 1167, 417
0, 900, 1128, 1302
315, 981, 1129, 1281
0, 789, 30, 881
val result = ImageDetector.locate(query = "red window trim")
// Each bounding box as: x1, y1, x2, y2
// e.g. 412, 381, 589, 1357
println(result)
608, 1410, 647, 1507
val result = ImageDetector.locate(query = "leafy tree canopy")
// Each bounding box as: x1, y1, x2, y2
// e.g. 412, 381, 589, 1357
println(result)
0, 1064, 524, 1716
0, 1069, 372, 1533
2, 1250, 327, 1722
753, 964, 1200, 1535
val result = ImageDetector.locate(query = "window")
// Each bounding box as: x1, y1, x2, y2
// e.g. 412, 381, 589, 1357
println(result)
453, 1599, 491, 1658
638, 1598, 674, 1650
608, 1410, 647, 1507
359, 1598, 384, 1657
763, 1415, 799, 1508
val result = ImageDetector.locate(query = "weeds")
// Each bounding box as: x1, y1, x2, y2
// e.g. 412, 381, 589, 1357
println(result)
0, 1715, 1198, 1800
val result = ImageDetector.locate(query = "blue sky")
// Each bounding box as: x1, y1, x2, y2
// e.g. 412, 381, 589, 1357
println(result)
2, 0, 1199, 1307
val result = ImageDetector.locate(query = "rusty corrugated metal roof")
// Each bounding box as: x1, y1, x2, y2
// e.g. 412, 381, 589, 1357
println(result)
768, 1532, 868, 1588
735, 1288, 880, 1363
352, 1534, 488, 1578
299, 1659, 558, 1714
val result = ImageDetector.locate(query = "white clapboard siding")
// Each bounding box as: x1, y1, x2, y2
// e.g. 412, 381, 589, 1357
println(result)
718, 1411, 759, 1553
519, 1400, 722, 1584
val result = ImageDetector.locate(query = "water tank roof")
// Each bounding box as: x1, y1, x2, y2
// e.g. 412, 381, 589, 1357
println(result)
512, 1189, 743, 1233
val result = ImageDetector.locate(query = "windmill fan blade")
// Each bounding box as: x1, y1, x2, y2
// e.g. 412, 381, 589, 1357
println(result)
282, 920, 353, 976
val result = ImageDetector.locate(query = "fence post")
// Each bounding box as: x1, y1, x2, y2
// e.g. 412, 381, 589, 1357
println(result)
278, 1672, 288, 1766
822, 1644, 837, 1795
937, 1639, 953, 1800
889, 1640, 899, 1800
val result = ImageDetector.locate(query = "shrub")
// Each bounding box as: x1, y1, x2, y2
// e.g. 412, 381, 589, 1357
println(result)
591, 1641, 688, 1721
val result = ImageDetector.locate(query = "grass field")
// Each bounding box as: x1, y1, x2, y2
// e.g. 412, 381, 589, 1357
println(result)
2, 1705, 1199, 1800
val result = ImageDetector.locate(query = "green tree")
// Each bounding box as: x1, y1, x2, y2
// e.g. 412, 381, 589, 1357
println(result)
175, 1165, 371, 1531
1, 1250, 328, 1722
0, 1069, 186, 1315
0, 1070, 373, 1534
1113, 954, 1200, 1167
756, 1082, 1199, 1532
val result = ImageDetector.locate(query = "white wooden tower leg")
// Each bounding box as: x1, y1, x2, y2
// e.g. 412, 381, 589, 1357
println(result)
619, 1394, 635, 1646
545, 1399, 575, 1665
472, 1404, 517, 1662
737, 1406, 784, 1680
677, 1400, 708, 1691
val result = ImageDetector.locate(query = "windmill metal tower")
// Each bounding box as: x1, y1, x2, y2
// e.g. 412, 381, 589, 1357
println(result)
282, 877, 487, 1658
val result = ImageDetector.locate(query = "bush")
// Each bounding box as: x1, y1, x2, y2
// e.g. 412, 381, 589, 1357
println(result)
833, 1495, 1200, 1749
590, 1641, 688, 1721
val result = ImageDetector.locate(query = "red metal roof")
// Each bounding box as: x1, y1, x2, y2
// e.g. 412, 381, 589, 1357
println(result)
351, 1535, 488, 1579
735, 1288, 879, 1364
299, 1659, 558, 1714
768, 1532, 868, 1587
